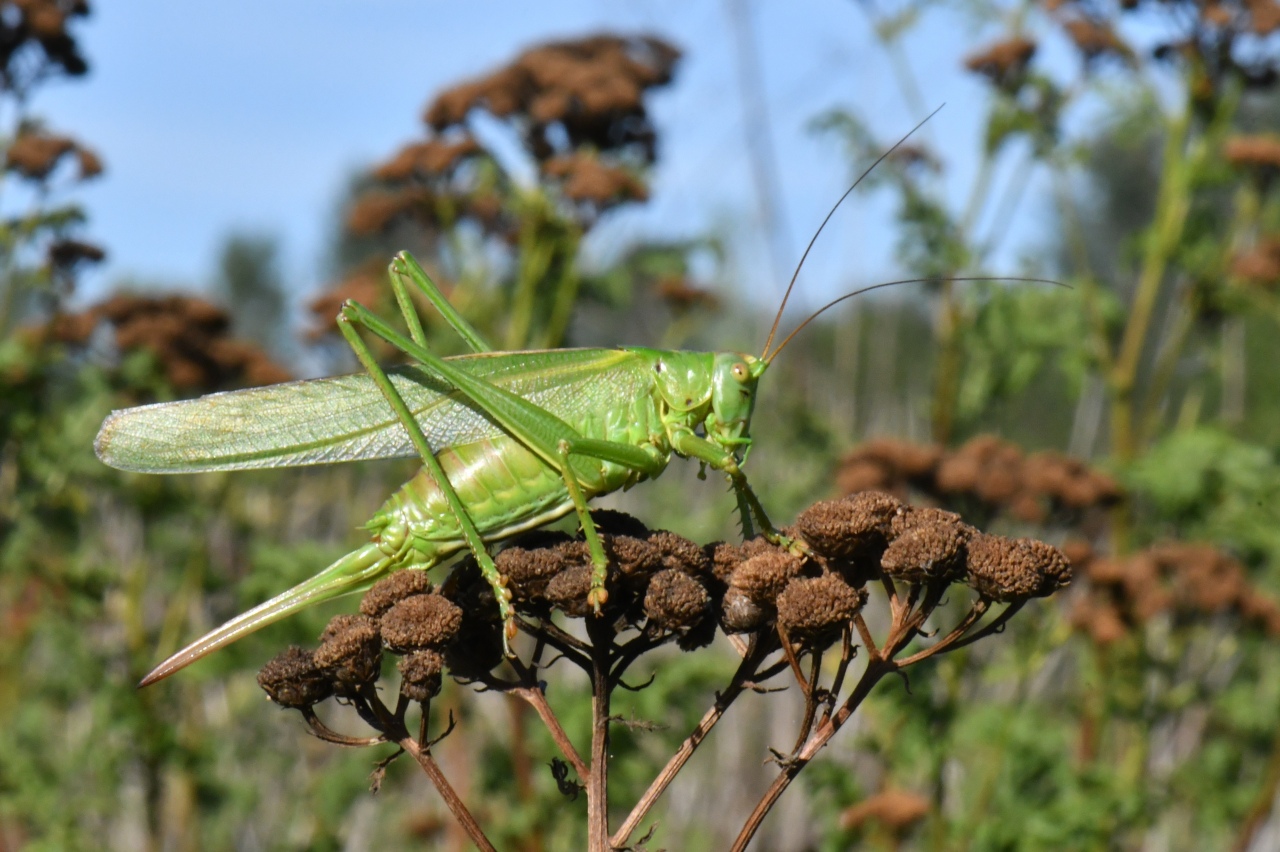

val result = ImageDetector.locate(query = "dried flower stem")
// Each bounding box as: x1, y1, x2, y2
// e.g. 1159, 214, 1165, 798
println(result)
731, 656, 895, 852
612, 634, 778, 847
511, 683, 589, 780
586, 618, 613, 852
731, 579, 982, 850
505, 652, 590, 778
337, 684, 498, 852
895, 597, 991, 666
401, 733, 497, 852
300, 707, 387, 748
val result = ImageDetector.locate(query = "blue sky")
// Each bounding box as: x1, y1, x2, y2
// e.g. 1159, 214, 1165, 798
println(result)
33, 1, 1037, 319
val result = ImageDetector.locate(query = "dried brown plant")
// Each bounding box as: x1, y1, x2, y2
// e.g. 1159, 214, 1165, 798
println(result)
838, 788, 931, 833
1067, 539, 1280, 643
425, 33, 680, 164
1062, 18, 1135, 64
256, 492, 1068, 850
835, 435, 1121, 524
964, 36, 1038, 89
1225, 135, 1280, 170
1229, 238, 1280, 288
4, 125, 99, 181
36, 293, 290, 391
0, 0, 92, 87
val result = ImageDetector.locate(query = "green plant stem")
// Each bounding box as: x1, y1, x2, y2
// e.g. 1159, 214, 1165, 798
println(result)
931, 280, 963, 445
1110, 107, 1194, 462
1051, 169, 1114, 368
1139, 301, 1196, 446
507, 193, 554, 350
1232, 727, 1280, 852
540, 226, 583, 349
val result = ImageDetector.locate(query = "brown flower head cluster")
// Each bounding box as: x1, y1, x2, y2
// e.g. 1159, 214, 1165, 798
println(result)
0, 0, 91, 83
259, 495, 1070, 712
1223, 135, 1280, 197
1246, 0, 1280, 34
964, 37, 1037, 89
345, 33, 679, 245
655, 275, 719, 312
541, 152, 648, 210
371, 137, 481, 184
1229, 237, 1280, 288
836, 435, 1121, 524
425, 33, 680, 164
39, 293, 290, 391
305, 261, 415, 341
1225, 134, 1280, 170
1067, 540, 1280, 644
1142, 0, 1280, 101
1061, 18, 1135, 64
838, 788, 931, 833
343, 135, 498, 240
4, 125, 101, 181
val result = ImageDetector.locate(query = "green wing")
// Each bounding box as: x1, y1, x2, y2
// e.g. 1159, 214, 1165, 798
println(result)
95, 349, 649, 473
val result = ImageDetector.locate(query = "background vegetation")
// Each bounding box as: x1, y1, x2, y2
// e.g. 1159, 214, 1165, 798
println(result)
2, 1, 1280, 849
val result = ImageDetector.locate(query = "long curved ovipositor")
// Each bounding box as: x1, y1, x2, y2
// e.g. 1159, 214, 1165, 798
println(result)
137, 543, 390, 687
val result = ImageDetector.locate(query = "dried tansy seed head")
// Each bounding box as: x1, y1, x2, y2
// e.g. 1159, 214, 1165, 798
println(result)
381, 594, 464, 651
965, 534, 1071, 601
644, 568, 711, 631
441, 559, 502, 619
399, 649, 445, 702
315, 614, 382, 690
888, 505, 960, 538
360, 570, 434, 618
648, 530, 713, 577
602, 534, 662, 577
257, 647, 333, 708
730, 550, 803, 604
795, 492, 902, 561
964, 36, 1037, 85
882, 508, 974, 583
1070, 597, 1129, 645
496, 543, 567, 599
706, 537, 778, 584
542, 153, 648, 208
424, 33, 679, 163
706, 540, 744, 584
720, 587, 768, 634
1225, 135, 1280, 170
543, 563, 595, 617
776, 574, 865, 644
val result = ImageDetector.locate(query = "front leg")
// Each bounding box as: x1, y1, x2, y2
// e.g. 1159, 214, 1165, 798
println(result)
669, 429, 804, 553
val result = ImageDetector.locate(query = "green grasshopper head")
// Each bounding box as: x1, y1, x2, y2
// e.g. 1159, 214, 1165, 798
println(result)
706, 352, 766, 453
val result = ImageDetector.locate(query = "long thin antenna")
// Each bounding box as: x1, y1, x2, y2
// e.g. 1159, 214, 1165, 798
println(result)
763, 276, 1069, 365
760, 104, 946, 361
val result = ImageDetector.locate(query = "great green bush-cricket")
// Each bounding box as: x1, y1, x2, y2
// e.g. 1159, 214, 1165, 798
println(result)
98, 250, 822, 685
98, 116, 1013, 686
